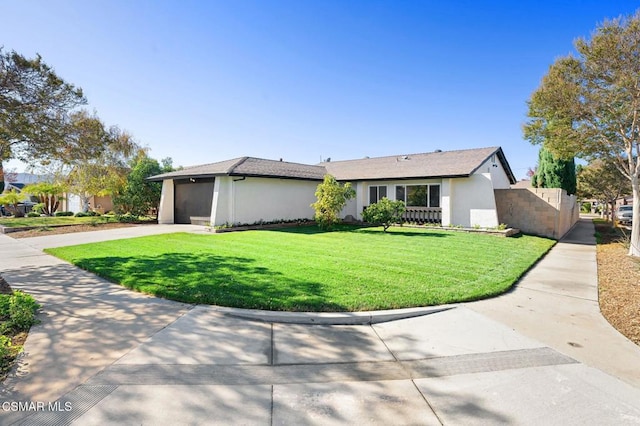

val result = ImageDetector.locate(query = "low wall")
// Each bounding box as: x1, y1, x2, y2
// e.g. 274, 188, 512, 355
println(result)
494, 188, 579, 239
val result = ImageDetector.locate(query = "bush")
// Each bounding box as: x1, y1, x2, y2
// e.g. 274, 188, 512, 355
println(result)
116, 213, 139, 223
362, 198, 406, 232
26, 211, 40, 217
32, 203, 46, 214
0, 335, 12, 359
0, 291, 40, 334
311, 175, 355, 230
74, 211, 89, 217
581, 202, 592, 213
55, 211, 74, 217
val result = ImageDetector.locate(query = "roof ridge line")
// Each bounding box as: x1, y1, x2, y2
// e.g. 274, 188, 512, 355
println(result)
227, 156, 250, 174
324, 146, 500, 164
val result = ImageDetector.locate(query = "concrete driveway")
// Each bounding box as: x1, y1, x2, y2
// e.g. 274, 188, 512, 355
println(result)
1, 221, 639, 425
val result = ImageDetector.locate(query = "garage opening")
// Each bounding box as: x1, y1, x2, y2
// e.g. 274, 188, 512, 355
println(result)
174, 178, 215, 224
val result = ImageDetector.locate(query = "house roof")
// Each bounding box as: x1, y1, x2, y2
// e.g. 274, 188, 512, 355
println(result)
148, 157, 326, 181
148, 146, 516, 184
322, 146, 515, 182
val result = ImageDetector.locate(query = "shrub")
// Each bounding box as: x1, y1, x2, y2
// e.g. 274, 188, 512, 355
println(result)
362, 198, 406, 232
0, 291, 40, 334
116, 213, 139, 223
26, 212, 40, 217
32, 203, 46, 214
74, 211, 89, 217
55, 211, 74, 217
0, 335, 12, 359
581, 202, 592, 213
311, 175, 355, 230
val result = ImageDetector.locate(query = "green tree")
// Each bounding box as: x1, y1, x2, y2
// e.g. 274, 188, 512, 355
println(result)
577, 160, 631, 222
523, 11, 640, 256
311, 174, 355, 229
62, 110, 139, 212
113, 153, 171, 217
0, 48, 85, 189
22, 182, 66, 216
0, 190, 25, 217
362, 198, 406, 232
531, 147, 577, 194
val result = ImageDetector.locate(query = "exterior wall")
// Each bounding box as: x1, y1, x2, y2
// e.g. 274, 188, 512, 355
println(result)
449, 172, 499, 228
340, 181, 359, 219
211, 176, 232, 225
158, 179, 174, 224
355, 178, 443, 220
91, 195, 113, 213
441, 179, 452, 226
487, 158, 512, 189
213, 177, 318, 226
494, 188, 579, 239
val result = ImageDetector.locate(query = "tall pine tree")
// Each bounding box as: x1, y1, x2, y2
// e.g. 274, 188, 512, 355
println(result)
531, 147, 576, 195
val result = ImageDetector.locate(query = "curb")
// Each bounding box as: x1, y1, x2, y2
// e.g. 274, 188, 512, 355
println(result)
206, 304, 457, 325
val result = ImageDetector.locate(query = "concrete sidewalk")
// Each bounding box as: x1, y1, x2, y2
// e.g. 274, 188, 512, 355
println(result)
1, 221, 639, 425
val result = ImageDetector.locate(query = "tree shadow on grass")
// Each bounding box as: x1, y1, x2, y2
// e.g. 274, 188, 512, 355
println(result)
73, 253, 347, 312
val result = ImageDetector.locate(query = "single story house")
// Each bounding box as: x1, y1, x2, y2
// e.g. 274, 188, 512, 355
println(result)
148, 146, 516, 228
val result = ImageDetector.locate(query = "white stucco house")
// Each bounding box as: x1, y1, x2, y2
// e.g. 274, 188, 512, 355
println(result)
148, 146, 516, 228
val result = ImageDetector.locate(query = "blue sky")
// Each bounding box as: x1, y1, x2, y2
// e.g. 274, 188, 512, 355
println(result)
2, 1, 639, 179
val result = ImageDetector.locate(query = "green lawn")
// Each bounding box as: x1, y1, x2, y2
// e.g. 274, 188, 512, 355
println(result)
0, 216, 116, 228
45, 226, 555, 312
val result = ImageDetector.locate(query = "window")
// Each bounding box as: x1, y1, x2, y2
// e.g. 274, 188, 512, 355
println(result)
429, 185, 440, 208
369, 185, 387, 204
395, 184, 440, 207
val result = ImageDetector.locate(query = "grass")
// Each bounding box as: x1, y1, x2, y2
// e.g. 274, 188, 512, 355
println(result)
0, 288, 40, 381
45, 225, 556, 312
0, 216, 117, 228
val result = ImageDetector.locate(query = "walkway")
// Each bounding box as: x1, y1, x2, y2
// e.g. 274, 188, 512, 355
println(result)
0, 220, 639, 425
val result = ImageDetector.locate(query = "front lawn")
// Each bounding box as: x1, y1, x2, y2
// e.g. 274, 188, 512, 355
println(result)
46, 226, 555, 311
0, 216, 116, 228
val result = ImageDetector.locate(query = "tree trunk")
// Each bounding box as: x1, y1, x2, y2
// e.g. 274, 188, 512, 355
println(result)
0, 161, 4, 193
80, 194, 90, 213
629, 179, 640, 257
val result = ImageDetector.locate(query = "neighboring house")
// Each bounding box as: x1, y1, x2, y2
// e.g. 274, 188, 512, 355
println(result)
61, 194, 114, 214
149, 146, 516, 228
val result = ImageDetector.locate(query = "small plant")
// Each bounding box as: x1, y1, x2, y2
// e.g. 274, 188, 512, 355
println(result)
74, 211, 89, 217
32, 203, 46, 214
362, 198, 406, 232
0, 291, 40, 334
473, 224, 482, 230
55, 211, 74, 217
311, 174, 355, 230
26, 211, 40, 217
497, 223, 508, 231
115, 213, 139, 223
0, 335, 13, 359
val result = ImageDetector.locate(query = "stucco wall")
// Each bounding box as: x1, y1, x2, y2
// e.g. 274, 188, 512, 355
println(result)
494, 188, 579, 239
158, 179, 174, 224
214, 176, 319, 226
449, 172, 499, 228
